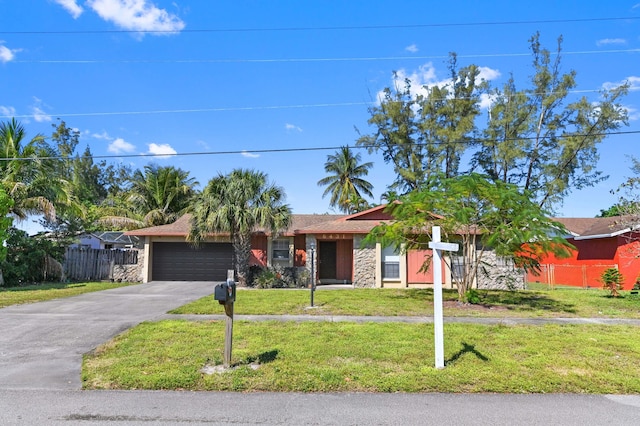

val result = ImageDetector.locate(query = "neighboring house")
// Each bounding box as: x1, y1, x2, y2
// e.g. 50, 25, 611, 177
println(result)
527, 216, 640, 290
126, 205, 460, 288
76, 232, 140, 250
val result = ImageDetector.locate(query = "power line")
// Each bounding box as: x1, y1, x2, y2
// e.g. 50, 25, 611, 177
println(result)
1, 102, 368, 120
1, 83, 629, 121
2, 16, 639, 35
2, 130, 639, 162
13, 48, 640, 64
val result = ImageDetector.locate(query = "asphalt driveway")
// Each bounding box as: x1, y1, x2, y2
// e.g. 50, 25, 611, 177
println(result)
0, 281, 215, 390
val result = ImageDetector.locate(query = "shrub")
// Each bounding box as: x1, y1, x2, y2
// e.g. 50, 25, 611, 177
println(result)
0, 228, 64, 287
463, 289, 481, 304
252, 265, 308, 289
601, 267, 624, 297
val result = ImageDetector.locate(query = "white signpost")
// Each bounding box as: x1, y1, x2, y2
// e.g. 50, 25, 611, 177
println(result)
428, 226, 459, 369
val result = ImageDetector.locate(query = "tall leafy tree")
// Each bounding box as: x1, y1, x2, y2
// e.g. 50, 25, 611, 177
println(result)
473, 33, 629, 209
357, 54, 484, 192
317, 146, 374, 213
127, 164, 198, 227
189, 169, 291, 287
367, 173, 573, 301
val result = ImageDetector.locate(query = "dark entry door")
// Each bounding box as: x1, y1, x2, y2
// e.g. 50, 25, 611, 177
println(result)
319, 241, 337, 280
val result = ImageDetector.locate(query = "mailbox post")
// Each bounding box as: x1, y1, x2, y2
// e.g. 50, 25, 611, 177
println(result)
213, 270, 236, 368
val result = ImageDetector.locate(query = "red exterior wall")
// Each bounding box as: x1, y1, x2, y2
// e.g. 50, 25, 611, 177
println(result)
616, 234, 640, 290
351, 210, 393, 221
527, 236, 640, 290
250, 235, 267, 267
407, 249, 435, 284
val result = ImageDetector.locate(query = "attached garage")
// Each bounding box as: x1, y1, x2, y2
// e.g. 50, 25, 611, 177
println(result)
152, 242, 233, 281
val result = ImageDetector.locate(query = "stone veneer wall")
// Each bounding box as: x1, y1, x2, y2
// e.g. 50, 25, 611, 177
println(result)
475, 250, 526, 290
353, 235, 376, 288
112, 249, 144, 283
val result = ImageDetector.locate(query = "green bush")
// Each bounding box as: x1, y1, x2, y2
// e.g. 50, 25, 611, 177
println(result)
252, 265, 307, 289
464, 289, 481, 304
0, 228, 64, 287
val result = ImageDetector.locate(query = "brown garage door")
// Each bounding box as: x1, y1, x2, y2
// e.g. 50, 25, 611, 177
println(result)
152, 242, 233, 281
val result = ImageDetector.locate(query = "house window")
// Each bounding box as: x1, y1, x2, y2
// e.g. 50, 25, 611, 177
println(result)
272, 239, 290, 262
382, 246, 400, 279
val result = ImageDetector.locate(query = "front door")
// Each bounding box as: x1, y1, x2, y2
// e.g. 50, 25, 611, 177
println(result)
319, 241, 337, 281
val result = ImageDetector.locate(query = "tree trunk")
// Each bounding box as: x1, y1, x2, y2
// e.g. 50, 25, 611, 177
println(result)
233, 232, 252, 287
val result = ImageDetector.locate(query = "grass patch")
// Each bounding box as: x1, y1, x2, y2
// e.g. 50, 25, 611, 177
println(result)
83, 320, 640, 393
0, 281, 138, 308
171, 287, 640, 319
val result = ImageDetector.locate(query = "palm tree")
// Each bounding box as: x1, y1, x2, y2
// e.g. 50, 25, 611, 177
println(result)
0, 118, 77, 221
188, 169, 291, 287
127, 164, 198, 226
317, 146, 374, 213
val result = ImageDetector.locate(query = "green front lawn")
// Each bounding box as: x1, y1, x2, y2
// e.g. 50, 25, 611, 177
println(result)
0, 281, 138, 308
83, 320, 640, 393
171, 287, 640, 319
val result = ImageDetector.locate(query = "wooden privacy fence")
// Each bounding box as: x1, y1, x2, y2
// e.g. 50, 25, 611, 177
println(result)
64, 248, 138, 281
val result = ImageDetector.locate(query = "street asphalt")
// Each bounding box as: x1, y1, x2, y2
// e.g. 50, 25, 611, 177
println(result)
0, 281, 639, 425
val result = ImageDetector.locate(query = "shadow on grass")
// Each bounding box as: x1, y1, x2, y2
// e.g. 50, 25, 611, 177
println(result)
241, 349, 279, 366
386, 288, 578, 314
476, 291, 577, 314
446, 342, 489, 365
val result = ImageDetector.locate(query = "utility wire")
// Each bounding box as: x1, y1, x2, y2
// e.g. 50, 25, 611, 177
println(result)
2, 83, 631, 120
1, 16, 639, 34
2, 130, 639, 162
13, 48, 640, 64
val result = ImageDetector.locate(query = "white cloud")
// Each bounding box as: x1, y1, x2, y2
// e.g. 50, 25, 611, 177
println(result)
602, 76, 640, 91
0, 44, 17, 63
405, 44, 418, 53
53, 0, 84, 18
285, 123, 302, 132
87, 0, 185, 33
148, 142, 177, 158
31, 98, 52, 122
91, 130, 114, 140
0, 105, 16, 117
479, 93, 497, 110
477, 66, 501, 82
241, 150, 260, 158
196, 140, 210, 150
596, 38, 627, 46
108, 138, 136, 154
623, 105, 640, 121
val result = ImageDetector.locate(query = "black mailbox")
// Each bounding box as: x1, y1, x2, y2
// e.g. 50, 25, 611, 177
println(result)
214, 280, 236, 305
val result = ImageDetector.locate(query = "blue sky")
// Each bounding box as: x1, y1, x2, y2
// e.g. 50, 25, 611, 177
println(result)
1, 0, 639, 229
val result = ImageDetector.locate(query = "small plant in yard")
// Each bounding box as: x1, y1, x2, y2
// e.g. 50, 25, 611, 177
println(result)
463, 289, 481, 304
601, 268, 624, 297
